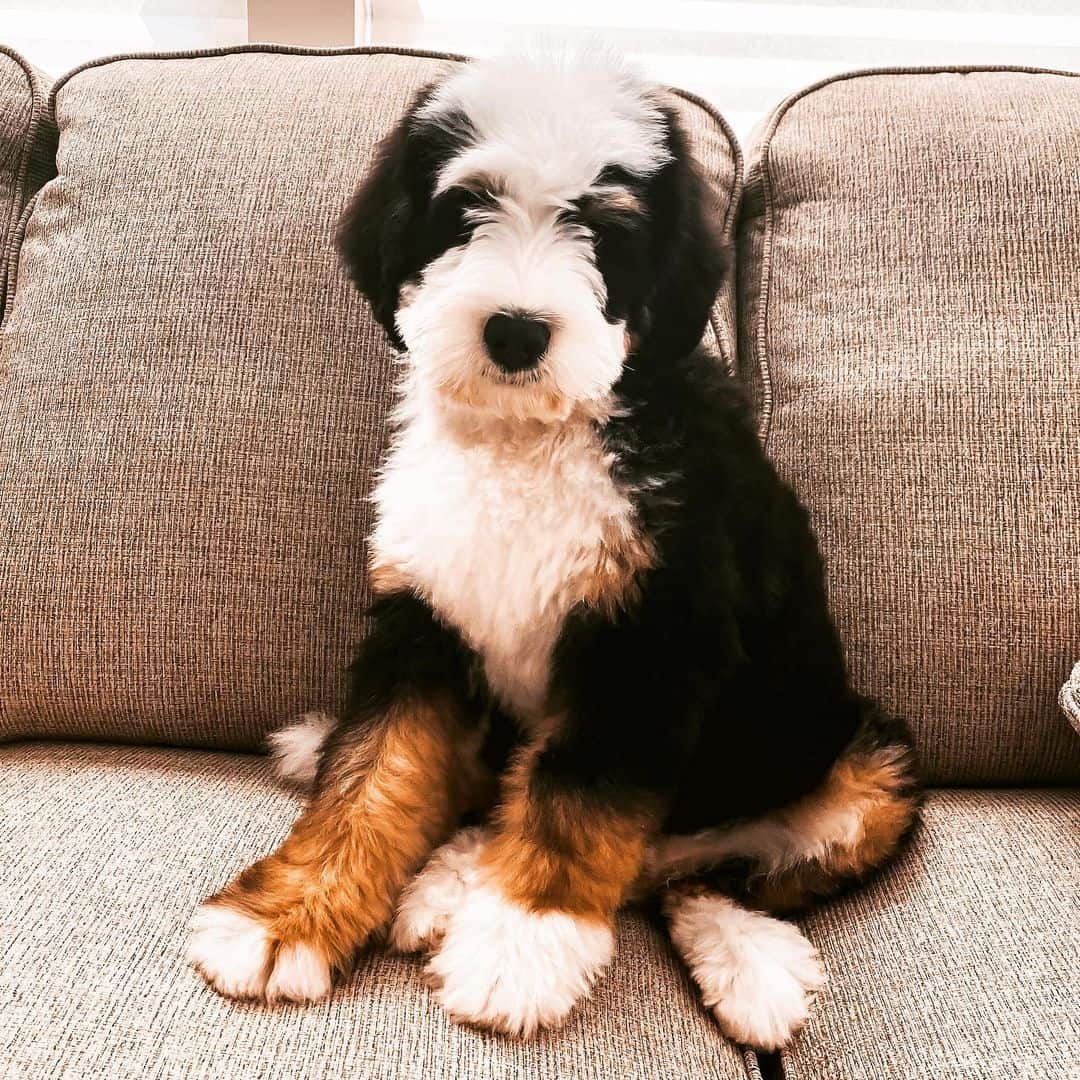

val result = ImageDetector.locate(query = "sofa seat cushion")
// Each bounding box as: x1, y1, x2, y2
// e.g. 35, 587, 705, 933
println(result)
784, 789, 1080, 1080
739, 68, 1080, 784
0, 742, 755, 1080
0, 45, 48, 317
0, 45, 740, 751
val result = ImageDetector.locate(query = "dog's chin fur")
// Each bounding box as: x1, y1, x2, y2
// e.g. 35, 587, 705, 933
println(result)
393, 359, 620, 430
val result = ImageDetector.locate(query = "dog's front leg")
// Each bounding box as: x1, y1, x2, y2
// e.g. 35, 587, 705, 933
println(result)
187, 593, 479, 1004
422, 726, 664, 1036
417, 593, 707, 1035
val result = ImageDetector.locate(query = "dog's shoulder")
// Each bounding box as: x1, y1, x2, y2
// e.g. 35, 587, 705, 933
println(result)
603, 345, 773, 527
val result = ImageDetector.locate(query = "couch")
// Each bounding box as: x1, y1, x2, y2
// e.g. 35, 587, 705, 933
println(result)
1, 44, 1077, 1080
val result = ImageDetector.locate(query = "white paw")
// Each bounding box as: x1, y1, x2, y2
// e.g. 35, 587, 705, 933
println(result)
666, 894, 825, 1051
186, 903, 332, 1005
186, 903, 271, 1001
425, 882, 614, 1036
390, 827, 488, 954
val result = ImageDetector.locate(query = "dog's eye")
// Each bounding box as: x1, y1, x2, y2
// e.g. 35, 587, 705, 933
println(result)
423, 188, 493, 255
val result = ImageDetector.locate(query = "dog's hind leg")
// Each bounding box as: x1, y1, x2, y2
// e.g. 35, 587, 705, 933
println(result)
187, 592, 485, 1004
657, 706, 920, 1049
664, 884, 825, 1051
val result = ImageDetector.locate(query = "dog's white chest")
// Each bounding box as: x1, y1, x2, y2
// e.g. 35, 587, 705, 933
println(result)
371, 409, 634, 717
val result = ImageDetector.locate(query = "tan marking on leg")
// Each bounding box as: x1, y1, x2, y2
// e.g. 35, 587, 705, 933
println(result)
481, 741, 657, 920
640, 740, 918, 915
207, 697, 473, 982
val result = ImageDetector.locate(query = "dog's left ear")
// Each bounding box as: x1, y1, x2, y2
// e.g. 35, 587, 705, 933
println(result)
639, 109, 728, 359
337, 88, 434, 350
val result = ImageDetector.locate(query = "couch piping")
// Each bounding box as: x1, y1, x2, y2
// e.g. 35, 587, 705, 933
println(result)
750, 63, 1080, 459
0, 45, 48, 322
2, 193, 40, 328
45, 43, 474, 110
743, 1046, 766, 1080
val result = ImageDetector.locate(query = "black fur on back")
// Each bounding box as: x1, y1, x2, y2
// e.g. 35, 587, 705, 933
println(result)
544, 343, 867, 832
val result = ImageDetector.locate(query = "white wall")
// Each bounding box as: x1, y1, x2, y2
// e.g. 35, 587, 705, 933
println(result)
1, 0, 1078, 141
1, 1, 245, 14
365, 1, 1080, 141
0, 2, 247, 74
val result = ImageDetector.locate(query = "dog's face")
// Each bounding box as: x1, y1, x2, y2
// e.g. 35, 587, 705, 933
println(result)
339, 52, 724, 423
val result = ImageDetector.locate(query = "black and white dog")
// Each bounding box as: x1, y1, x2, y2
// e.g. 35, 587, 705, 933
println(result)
188, 50, 919, 1051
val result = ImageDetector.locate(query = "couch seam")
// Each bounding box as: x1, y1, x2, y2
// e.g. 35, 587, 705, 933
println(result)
742, 1046, 765, 1080
0, 45, 49, 322
46, 43, 473, 113
1, 193, 41, 331
750, 63, 1080, 459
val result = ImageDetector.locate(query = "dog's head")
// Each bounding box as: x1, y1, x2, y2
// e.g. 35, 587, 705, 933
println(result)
339, 50, 724, 423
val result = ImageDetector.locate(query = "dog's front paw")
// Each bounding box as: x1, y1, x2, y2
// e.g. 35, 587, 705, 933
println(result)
390, 827, 488, 954
186, 902, 333, 1005
424, 882, 614, 1036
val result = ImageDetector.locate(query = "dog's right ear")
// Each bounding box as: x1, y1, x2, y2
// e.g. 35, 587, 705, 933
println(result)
337, 89, 434, 350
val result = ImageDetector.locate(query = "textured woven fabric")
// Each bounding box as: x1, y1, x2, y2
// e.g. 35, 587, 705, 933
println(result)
0, 46, 740, 750
740, 68, 1080, 784
0, 742, 752, 1080
783, 788, 1080, 1080
0, 45, 48, 319
1062, 662, 1080, 736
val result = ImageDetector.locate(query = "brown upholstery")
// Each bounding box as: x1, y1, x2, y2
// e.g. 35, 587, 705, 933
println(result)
784, 788, 1080, 1079
739, 68, 1080, 784
0, 47, 740, 749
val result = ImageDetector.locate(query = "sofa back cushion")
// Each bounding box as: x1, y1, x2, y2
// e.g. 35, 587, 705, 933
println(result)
740, 68, 1080, 784
0, 46, 49, 320
0, 46, 740, 749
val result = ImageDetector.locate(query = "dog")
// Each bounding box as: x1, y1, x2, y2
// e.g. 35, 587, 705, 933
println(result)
187, 48, 919, 1051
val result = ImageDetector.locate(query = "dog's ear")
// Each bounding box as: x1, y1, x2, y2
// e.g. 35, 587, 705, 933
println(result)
639, 108, 728, 359
338, 88, 435, 350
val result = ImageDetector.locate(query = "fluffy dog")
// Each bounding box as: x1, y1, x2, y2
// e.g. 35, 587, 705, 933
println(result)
187, 49, 919, 1051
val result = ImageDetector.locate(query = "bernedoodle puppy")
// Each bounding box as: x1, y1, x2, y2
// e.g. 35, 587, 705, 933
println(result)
187, 49, 919, 1051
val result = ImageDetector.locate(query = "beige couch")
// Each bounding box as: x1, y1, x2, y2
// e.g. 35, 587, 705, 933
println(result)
1, 45, 1077, 1080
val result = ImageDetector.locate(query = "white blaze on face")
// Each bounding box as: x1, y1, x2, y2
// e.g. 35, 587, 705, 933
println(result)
394, 48, 670, 423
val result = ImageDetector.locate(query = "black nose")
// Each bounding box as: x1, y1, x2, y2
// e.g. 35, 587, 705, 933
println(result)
483, 313, 551, 373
